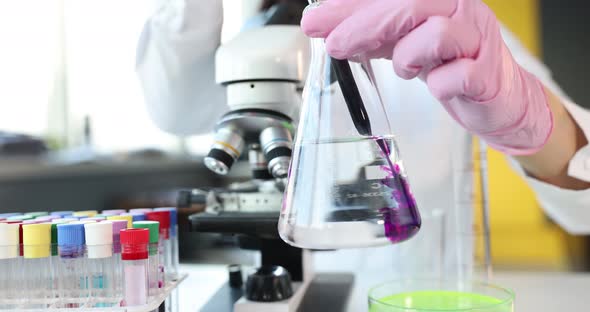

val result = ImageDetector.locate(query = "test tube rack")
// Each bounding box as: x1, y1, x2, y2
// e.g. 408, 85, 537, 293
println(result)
3, 274, 187, 312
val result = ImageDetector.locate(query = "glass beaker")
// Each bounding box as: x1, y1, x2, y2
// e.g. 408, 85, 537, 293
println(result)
368, 280, 514, 312
278, 10, 420, 249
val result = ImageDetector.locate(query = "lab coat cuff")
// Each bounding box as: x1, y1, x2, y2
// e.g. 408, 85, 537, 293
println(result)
560, 99, 590, 182
519, 172, 590, 235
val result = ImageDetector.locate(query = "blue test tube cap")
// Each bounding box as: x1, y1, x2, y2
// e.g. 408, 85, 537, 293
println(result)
154, 207, 177, 236
127, 213, 146, 222
50, 211, 74, 218
57, 223, 85, 247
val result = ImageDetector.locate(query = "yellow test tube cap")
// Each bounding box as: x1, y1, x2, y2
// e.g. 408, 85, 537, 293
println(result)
73, 210, 98, 217
107, 215, 133, 228
23, 223, 52, 258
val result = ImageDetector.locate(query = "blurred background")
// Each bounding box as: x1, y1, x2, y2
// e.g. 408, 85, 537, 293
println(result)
0, 0, 588, 272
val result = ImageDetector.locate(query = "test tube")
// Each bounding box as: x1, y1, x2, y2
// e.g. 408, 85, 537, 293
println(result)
7, 215, 33, 221
0, 213, 21, 218
102, 209, 127, 215
25, 211, 49, 218
56, 223, 87, 308
146, 211, 171, 283
0, 223, 20, 309
35, 215, 58, 222
22, 223, 53, 308
52, 217, 79, 223
62, 215, 81, 219
85, 221, 121, 307
111, 220, 128, 295
22, 219, 42, 225
51, 211, 74, 218
133, 221, 162, 297
130, 208, 153, 214
154, 207, 179, 280
107, 215, 133, 228
75, 220, 99, 225
73, 210, 98, 218
50, 219, 70, 297
124, 212, 147, 222
81, 217, 107, 222
120, 228, 149, 306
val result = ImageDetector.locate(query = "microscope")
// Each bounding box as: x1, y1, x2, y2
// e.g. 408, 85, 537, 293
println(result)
179, 3, 354, 312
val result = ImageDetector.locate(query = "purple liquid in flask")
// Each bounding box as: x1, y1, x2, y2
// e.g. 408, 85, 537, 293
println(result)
375, 138, 421, 243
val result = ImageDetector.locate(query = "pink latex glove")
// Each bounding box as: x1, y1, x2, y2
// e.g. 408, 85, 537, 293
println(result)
301, 0, 553, 155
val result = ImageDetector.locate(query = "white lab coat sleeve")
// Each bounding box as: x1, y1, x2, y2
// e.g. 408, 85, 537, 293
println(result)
136, 0, 226, 136
502, 28, 590, 234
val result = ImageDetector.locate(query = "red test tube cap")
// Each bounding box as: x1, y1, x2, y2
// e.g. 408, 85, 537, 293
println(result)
120, 228, 149, 260
145, 211, 170, 239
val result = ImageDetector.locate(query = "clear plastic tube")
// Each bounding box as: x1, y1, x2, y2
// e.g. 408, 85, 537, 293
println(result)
56, 245, 88, 308
22, 224, 53, 309
172, 224, 179, 279
22, 257, 53, 308
114, 254, 123, 296
86, 247, 119, 307
0, 224, 20, 309
123, 259, 149, 306
56, 223, 88, 308
154, 208, 179, 280
161, 239, 172, 285
85, 221, 120, 307
50, 219, 69, 301
146, 211, 170, 285
0, 248, 20, 309
120, 228, 149, 307
132, 220, 162, 297
148, 242, 162, 297
111, 220, 128, 296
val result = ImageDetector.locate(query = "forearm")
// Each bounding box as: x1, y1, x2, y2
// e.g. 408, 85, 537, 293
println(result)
514, 87, 590, 190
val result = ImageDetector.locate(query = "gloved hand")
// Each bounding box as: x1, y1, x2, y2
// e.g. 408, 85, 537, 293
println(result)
301, 0, 553, 155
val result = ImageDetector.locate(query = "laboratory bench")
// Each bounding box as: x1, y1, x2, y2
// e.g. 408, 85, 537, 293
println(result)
176, 264, 590, 311
0, 155, 224, 214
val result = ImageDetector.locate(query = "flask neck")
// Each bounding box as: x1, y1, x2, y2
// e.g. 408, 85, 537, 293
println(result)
306, 37, 392, 138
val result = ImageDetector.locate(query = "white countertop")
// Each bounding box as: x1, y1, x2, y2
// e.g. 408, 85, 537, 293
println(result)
494, 271, 590, 311
177, 264, 590, 311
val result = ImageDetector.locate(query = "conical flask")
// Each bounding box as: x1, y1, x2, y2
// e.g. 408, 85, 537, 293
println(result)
278, 33, 421, 249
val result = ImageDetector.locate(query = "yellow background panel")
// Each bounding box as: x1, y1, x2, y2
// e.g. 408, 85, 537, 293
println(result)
476, 0, 580, 269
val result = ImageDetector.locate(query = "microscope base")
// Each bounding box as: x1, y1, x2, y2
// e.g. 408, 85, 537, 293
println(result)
234, 282, 306, 312
200, 273, 354, 312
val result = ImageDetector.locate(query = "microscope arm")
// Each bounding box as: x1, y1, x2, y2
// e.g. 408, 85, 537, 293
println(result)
137, 1, 309, 178
136, 0, 226, 136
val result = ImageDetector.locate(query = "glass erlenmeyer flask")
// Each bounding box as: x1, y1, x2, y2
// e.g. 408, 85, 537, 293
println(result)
278, 24, 421, 249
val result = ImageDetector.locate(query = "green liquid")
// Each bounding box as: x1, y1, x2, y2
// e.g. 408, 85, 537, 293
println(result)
370, 291, 510, 312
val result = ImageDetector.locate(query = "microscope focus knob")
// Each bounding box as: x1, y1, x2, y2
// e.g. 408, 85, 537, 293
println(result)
245, 265, 293, 302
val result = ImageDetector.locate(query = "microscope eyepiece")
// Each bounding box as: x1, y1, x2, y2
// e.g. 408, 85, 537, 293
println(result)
205, 128, 245, 175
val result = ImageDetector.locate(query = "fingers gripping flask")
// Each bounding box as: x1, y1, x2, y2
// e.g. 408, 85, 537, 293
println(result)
278, 3, 421, 249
